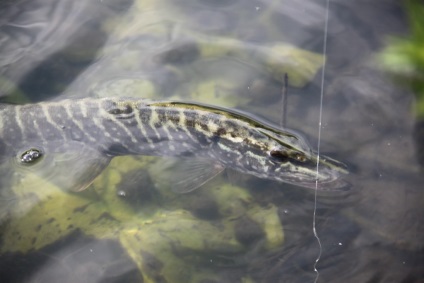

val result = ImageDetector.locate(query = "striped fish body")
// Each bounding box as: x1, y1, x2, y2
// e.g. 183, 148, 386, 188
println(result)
0, 97, 346, 193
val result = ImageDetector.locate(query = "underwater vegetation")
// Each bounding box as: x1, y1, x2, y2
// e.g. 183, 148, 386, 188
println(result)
379, 0, 424, 118
0, 0, 339, 282
379, 0, 424, 166
0, 156, 285, 283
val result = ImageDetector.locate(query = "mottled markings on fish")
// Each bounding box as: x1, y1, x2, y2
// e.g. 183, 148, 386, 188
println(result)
151, 109, 172, 140
14, 105, 24, 140
162, 121, 176, 142
163, 113, 181, 140
217, 142, 232, 154
139, 107, 151, 123
216, 122, 246, 145
155, 108, 166, 124
0, 97, 345, 189
79, 100, 89, 118
71, 100, 98, 143
138, 107, 161, 144
157, 108, 183, 144
1, 107, 21, 148
147, 107, 163, 141
152, 121, 165, 134
176, 109, 198, 143
199, 122, 209, 132
100, 104, 138, 145
20, 105, 48, 141
214, 127, 227, 138
182, 142, 191, 149
107, 102, 134, 116
198, 113, 213, 134
245, 150, 266, 167
224, 120, 239, 131
194, 120, 213, 138
206, 120, 219, 134
32, 119, 47, 144
157, 101, 302, 143
166, 109, 181, 129
183, 110, 197, 129
133, 109, 151, 145
65, 101, 96, 143
224, 130, 244, 144
41, 104, 66, 140
95, 116, 119, 144
194, 131, 211, 146
49, 104, 74, 139
159, 123, 174, 144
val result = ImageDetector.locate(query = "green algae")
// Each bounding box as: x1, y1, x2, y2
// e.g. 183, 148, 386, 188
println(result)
379, 0, 424, 118
0, 1, 327, 281
1, 156, 283, 282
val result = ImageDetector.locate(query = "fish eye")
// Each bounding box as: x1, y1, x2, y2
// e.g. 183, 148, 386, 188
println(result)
269, 149, 289, 163
291, 152, 307, 163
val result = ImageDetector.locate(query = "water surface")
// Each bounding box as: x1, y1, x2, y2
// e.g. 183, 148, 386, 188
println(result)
0, 0, 423, 282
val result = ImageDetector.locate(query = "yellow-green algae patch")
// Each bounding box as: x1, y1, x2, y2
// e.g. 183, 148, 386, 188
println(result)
98, 0, 324, 95
196, 35, 324, 88
1, 156, 284, 282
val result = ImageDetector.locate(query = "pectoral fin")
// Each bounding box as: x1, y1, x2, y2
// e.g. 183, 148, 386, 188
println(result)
160, 158, 225, 194
0, 141, 110, 223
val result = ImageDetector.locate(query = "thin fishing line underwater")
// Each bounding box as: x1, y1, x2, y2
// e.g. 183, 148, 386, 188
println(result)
314, 0, 330, 282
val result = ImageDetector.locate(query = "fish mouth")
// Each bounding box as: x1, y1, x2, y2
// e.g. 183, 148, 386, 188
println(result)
317, 154, 349, 174
279, 154, 349, 190
295, 171, 350, 191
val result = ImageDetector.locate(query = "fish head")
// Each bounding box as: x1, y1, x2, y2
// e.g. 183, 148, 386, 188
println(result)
247, 127, 348, 190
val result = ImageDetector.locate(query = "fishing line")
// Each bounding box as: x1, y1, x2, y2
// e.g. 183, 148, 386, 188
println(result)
313, 0, 330, 282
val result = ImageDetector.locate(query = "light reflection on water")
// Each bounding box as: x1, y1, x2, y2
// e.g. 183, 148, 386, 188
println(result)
0, 0, 423, 282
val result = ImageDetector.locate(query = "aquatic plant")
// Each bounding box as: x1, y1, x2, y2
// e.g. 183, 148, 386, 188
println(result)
380, 0, 424, 118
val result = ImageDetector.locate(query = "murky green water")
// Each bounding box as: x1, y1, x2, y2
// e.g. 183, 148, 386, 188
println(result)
0, 0, 423, 282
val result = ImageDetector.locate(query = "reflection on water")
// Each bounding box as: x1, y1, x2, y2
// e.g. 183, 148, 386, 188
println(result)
0, 0, 134, 101
0, 0, 423, 282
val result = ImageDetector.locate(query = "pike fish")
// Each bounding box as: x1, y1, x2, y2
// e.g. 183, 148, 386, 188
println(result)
0, 97, 347, 194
